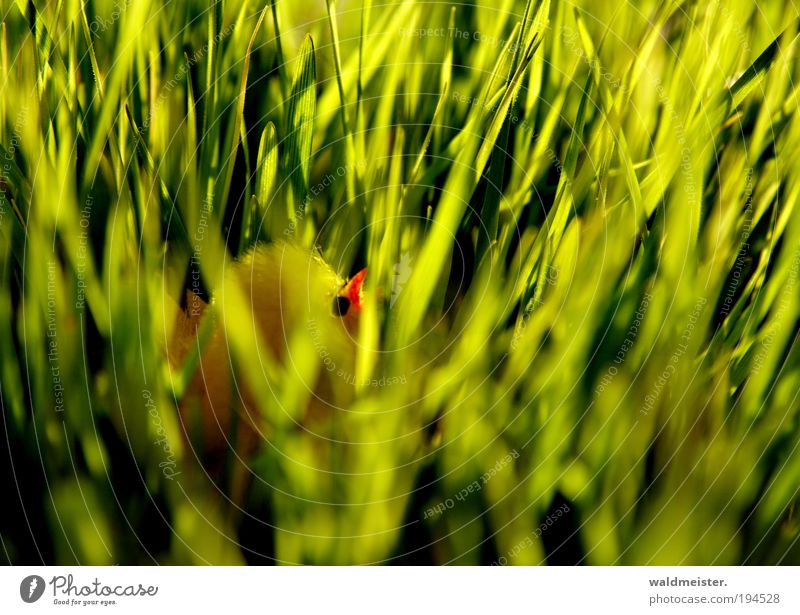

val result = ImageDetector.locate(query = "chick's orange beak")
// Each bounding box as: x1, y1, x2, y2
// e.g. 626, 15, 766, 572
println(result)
341, 268, 368, 312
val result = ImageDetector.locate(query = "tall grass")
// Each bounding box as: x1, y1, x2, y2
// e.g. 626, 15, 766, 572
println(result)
1, 0, 799, 564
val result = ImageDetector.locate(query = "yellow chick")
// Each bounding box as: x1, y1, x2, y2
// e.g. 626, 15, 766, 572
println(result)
167, 242, 367, 470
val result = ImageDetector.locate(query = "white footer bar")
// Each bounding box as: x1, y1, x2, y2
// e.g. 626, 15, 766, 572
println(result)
2, 566, 797, 614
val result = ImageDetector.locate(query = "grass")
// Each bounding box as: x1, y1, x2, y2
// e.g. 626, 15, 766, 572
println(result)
1, 0, 799, 565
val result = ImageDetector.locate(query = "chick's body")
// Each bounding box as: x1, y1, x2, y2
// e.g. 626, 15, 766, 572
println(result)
168, 243, 358, 464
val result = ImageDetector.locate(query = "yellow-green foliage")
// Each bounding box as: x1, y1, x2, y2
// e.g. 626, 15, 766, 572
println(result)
1, 0, 799, 564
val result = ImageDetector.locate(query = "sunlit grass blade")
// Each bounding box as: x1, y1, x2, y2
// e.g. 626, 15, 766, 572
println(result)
283, 33, 317, 227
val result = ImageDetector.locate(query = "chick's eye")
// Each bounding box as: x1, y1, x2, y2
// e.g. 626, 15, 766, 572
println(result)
333, 295, 351, 316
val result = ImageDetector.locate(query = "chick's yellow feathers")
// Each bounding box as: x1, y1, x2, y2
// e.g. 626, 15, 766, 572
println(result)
168, 242, 358, 460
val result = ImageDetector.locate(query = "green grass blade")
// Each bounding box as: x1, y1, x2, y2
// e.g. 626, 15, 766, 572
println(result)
283, 33, 317, 228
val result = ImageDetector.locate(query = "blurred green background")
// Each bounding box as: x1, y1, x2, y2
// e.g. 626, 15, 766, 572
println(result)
1, 0, 799, 564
